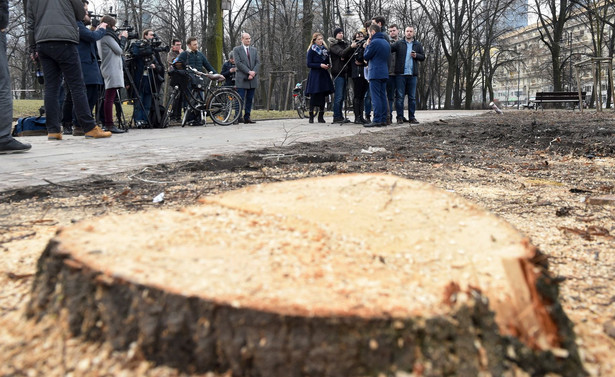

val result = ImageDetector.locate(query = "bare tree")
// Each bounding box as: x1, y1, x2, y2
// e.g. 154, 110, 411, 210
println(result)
530, 0, 574, 92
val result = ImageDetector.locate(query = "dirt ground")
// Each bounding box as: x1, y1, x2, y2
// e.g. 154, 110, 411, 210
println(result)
1, 110, 614, 376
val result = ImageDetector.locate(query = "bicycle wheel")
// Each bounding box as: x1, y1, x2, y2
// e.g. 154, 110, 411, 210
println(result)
208, 88, 243, 126
294, 96, 305, 119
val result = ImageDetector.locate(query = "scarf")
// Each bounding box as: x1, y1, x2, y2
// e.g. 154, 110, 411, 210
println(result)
311, 43, 328, 57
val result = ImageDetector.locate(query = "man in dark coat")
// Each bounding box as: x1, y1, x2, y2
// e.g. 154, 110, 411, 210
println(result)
391, 26, 425, 124
131, 29, 165, 127
27, 0, 111, 139
0, 0, 31, 153
363, 24, 390, 128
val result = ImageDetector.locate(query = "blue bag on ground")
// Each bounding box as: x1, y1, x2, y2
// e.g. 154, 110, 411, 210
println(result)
12, 116, 47, 136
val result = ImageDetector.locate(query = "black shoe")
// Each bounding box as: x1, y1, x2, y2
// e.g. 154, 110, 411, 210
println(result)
403, 117, 410, 123
233, 119, 239, 125
332, 117, 351, 124
396, 117, 404, 124
363, 122, 384, 128
62, 123, 73, 135
244, 118, 256, 124
365, 115, 371, 123
0, 137, 32, 154
108, 126, 125, 134
410, 118, 420, 124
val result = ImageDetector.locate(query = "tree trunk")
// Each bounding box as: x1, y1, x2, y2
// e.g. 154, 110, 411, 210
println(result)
27, 174, 586, 377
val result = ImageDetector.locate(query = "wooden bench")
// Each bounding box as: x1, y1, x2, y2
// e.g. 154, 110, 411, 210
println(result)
531, 91, 587, 110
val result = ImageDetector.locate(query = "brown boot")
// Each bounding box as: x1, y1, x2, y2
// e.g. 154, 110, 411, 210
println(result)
47, 133, 62, 140
85, 126, 112, 139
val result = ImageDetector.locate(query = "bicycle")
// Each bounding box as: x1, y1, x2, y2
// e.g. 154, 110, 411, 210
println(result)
164, 67, 243, 126
292, 79, 309, 119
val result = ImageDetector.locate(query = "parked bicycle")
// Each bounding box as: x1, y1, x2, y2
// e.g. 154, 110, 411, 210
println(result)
165, 67, 243, 126
292, 79, 309, 119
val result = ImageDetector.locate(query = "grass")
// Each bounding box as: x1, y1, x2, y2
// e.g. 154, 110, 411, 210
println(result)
12, 99, 301, 121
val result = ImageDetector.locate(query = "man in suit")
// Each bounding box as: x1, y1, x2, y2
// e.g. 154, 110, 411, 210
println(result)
232, 32, 260, 124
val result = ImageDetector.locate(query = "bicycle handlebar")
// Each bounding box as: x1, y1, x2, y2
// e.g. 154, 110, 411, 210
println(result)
186, 66, 226, 82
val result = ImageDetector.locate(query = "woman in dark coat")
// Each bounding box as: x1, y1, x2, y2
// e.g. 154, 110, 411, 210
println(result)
305, 32, 334, 123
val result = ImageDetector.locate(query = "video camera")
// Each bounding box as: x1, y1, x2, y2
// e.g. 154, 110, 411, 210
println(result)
150, 34, 170, 53
116, 20, 139, 40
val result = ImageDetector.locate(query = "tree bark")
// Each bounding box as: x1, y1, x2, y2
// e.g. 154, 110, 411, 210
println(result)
27, 174, 587, 377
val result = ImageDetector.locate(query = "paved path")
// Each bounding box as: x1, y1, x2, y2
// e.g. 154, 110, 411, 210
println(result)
1, 110, 484, 191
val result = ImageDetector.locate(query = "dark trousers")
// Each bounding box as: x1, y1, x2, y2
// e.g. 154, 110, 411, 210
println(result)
237, 87, 255, 119
369, 78, 388, 123
387, 76, 397, 118
62, 84, 100, 126
37, 42, 96, 133
352, 77, 368, 118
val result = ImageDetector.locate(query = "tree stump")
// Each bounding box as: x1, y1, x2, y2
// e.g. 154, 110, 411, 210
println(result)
27, 174, 586, 376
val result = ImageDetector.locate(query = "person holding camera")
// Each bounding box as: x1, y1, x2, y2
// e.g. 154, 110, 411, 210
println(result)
27, 0, 111, 139
350, 31, 369, 124
166, 38, 183, 122
97, 15, 128, 133
329, 27, 353, 124
131, 29, 164, 127
305, 32, 334, 124
0, 0, 31, 153
221, 52, 237, 87
391, 26, 425, 124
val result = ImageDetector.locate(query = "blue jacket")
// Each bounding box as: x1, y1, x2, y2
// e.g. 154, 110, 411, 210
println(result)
363, 32, 390, 80
77, 22, 105, 85
305, 45, 334, 95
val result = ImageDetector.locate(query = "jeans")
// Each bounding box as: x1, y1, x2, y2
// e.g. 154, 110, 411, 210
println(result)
395, 75, 418, 120
370, 78, 388, 123
237, 88, 255, 119
333, 75, 346, 119
0, 31, 13, 140
387, 76, 397, 118
364, 87, 372, 116
37, 42, 96, 133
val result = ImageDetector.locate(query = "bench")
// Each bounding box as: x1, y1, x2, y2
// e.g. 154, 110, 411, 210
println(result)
531, 91, 587, 110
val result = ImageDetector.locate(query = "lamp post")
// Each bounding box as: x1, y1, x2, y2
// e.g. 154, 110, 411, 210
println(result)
517, 59, 521, 109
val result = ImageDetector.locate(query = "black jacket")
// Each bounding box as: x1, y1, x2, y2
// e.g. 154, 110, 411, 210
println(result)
328, 37, 353, 78
27, 0, 85, 47
0, 0, 8, 30
391, 39, 426, 76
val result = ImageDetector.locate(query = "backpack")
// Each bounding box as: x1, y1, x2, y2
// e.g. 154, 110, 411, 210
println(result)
12, 116, 47, 137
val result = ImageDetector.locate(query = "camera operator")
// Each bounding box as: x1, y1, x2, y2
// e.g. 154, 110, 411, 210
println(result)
61, 0, 108, 136
166, 38, 183, 122
350, 31, 369, 124
131, 29, 165, 127
220, 52, 236, 87
97, 15, 128, 133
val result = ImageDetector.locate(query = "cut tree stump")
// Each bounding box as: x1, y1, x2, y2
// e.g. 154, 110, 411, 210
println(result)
27, 174, 586, 376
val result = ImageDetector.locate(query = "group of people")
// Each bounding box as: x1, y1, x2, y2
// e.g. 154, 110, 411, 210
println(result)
0, 0, 262, 154
305, 16, 425, 128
